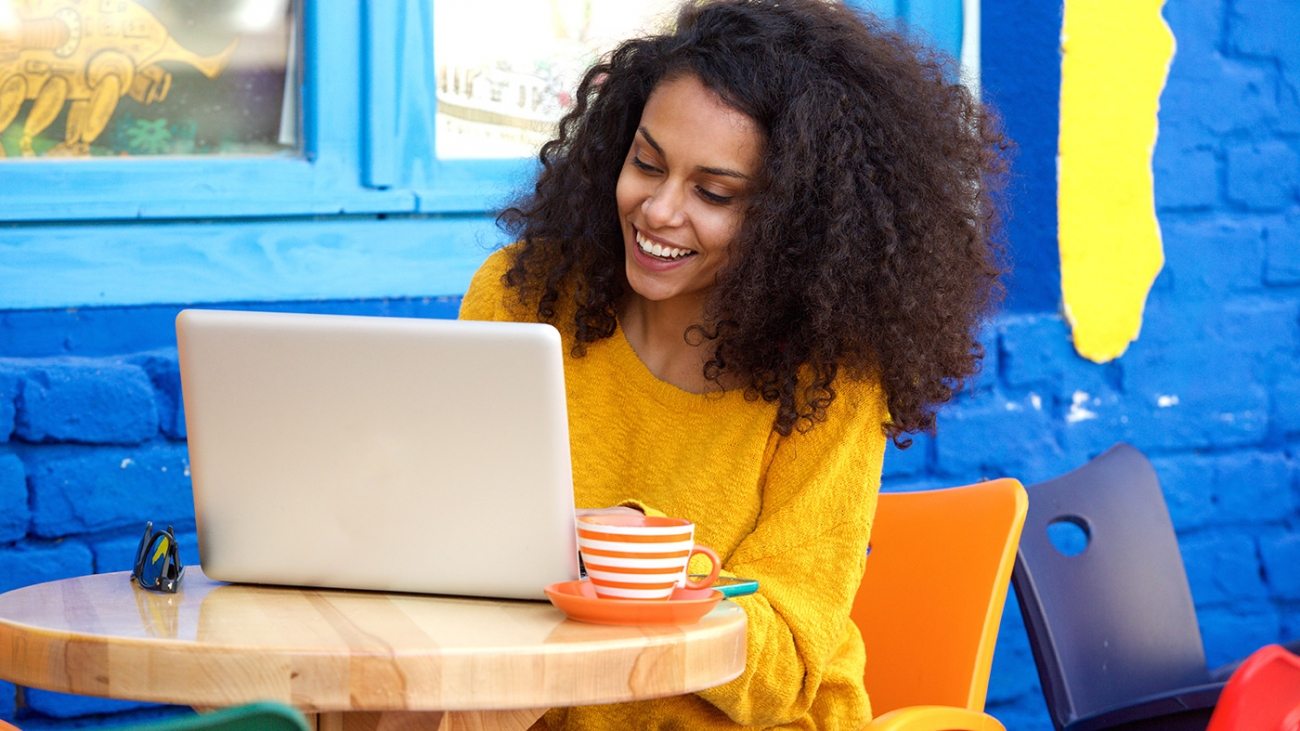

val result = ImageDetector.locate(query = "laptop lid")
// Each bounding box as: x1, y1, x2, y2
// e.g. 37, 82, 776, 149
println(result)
176, 309, 580, 600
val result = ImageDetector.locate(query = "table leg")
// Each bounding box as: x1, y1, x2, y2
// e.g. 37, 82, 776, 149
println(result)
308, 709, 547, 731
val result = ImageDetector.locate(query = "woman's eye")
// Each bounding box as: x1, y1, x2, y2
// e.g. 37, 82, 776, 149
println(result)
631, 156, 660, 173
697, 187, 734, 205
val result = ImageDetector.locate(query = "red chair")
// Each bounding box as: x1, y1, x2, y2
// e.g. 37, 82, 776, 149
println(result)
1207, 643, 1300, 731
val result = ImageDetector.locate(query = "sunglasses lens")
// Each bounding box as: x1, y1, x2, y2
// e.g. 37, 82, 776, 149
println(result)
133, 521, 154, 574
136, 528, 182, 592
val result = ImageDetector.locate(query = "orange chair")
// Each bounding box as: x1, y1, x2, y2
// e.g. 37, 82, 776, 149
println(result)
1206, 643, 1300, 731
853, 478, 1028, 731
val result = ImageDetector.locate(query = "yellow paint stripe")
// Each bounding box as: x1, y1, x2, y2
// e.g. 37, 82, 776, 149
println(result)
1059, 0, 1175, 362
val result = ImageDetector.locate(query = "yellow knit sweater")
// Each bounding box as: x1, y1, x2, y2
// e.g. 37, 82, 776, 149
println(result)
460, 247, 886, 730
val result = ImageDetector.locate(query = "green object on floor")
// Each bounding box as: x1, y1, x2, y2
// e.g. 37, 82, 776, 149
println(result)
112, 702, 310, 731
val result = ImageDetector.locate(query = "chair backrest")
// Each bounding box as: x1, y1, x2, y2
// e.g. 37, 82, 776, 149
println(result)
1012, 443, 1211, 730
1207, 644, 1300, 731
852, 477, 1028, 715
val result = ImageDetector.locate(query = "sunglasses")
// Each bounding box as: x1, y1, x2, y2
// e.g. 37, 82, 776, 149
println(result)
131, 521, 184, 593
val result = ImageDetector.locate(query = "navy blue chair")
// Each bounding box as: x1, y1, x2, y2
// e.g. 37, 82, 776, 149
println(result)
1012, 443, 1299, 731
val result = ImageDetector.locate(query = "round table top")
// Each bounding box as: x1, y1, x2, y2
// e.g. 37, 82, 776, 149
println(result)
0, 569, 746, 713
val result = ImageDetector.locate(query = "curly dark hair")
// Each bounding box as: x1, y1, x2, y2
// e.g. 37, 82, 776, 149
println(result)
497, 0, 1009, 446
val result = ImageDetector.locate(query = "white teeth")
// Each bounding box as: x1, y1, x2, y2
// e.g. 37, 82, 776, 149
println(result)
636, 231, 693, 260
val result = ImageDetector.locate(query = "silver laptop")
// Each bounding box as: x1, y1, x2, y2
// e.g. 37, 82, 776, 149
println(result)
176, 309, 580, 600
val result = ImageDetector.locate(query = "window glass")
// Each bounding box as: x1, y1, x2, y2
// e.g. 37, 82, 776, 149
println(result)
0, 0, 298, 159
434, 0, 673, 160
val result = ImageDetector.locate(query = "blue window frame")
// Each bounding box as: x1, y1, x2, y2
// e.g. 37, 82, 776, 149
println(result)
0, 0, 974, 310
1, 2, 425, 222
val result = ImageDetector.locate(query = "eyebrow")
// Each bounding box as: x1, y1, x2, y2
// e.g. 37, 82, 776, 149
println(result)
638, 126, 752, 180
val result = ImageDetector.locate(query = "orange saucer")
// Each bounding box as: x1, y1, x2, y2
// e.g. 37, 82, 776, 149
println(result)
544, 580, 724, 625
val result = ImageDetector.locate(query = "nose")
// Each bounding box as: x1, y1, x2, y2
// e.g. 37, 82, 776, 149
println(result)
641, 180, 687, 228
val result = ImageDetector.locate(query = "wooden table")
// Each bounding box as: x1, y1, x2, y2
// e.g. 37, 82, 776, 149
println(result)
0, 568, 746, 730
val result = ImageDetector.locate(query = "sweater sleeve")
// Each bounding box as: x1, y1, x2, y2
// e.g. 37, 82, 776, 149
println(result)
696, 377, 887, 726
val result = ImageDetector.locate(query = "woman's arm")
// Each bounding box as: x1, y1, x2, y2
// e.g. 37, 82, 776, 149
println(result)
697, 377, 888, 726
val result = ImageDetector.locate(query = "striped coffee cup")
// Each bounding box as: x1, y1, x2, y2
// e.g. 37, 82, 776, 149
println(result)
576, 515, 721, 600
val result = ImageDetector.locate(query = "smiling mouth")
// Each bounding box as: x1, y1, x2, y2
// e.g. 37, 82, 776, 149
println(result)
635, 229, 697, 261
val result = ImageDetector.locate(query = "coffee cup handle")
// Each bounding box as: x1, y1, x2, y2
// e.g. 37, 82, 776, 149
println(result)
683, 546, 721, 590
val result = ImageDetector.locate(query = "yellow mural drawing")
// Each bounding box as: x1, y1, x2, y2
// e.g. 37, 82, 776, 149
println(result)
0, 0, 236, 157
1059, 0, 1175, 362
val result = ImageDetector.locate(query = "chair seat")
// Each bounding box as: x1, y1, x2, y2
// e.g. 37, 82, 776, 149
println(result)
1065, 683, 1221, 731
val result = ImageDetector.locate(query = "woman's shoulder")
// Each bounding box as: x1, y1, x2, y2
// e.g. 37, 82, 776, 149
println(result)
459, 244, 532, 322
824, 373, 889, 437
771, 369, 890, 456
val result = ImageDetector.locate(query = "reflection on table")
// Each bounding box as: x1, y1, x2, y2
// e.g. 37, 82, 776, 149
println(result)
0, 568, 746, 730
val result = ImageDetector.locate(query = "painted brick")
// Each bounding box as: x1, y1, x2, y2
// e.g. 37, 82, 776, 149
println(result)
0, 542, 93, 594
1225, 141, 1300, 210
983, 702, 1053, 731
0, 681, 12, 721
1283, 614, 1300, 649
1278, 73, 1300, 136
13, 360, 158, 445
998, 314, 1068, 389
986, 597, 1041, 706
881, 432, 929, 478
1199, 606, 1283, 670
0, 308, 177, 358
1140, 291, 1300, 371
1260, 531, 1300, 601
1181, 531, 1269, 605
934, 394, 1064, 483
0, 300, 461, 359
969, 323, 1000, 394
0, 454, 28, 543
1153, 145, 1217, 211
879, 476, 953, 494
1055, 385, 1134, 463
125, 349, 186, 440
1160, 60, 1278, 138
998, 314, 1112, 397
1154, 452, 1293, 531
94, 528, 200, 575
1123, 346, 1269, 451
1215, 297, 1300, 367
0, 368, 16, 442
1159, 218, 1264, 298
1263, 214, 1300, 285
1276, 376, 1300, 436
1135, 292, 1216, 348
28, 445, 193, 538
1161, 0, 1222, 63
1227, 2, 1300, 69
980, 0, 1060, 312
22, 689, 156, 719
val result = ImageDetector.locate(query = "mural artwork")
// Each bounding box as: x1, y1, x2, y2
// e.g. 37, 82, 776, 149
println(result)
0, 0, 296, 158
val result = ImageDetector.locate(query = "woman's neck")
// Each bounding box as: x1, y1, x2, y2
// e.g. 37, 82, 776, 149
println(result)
619, 295, 720, 393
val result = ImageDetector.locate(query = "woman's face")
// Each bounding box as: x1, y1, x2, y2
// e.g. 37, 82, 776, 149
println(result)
615, 73, 763, 311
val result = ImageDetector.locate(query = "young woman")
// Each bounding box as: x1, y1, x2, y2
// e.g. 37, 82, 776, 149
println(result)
460, 0, 1007, 727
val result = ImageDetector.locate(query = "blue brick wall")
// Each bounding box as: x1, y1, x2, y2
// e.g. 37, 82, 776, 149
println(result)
0, 299, 456, 728
0, 2, 1297, 729
974, 0, 1296, 726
